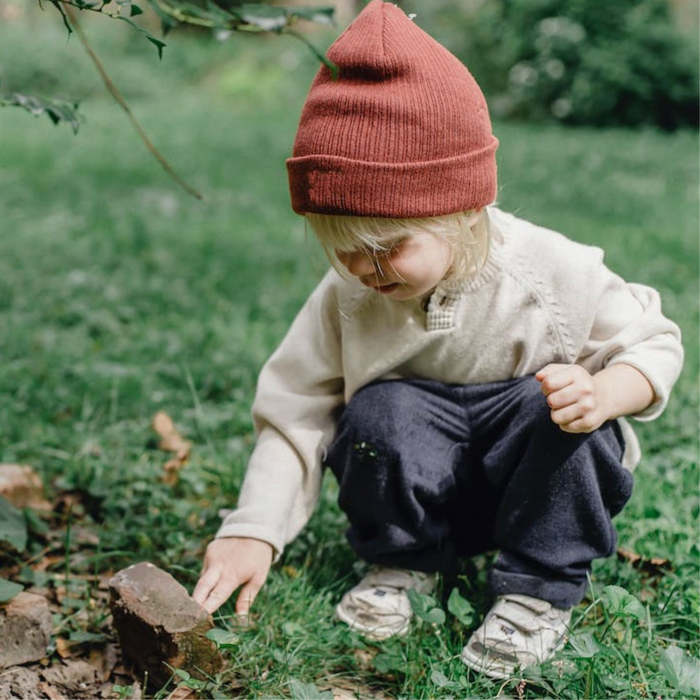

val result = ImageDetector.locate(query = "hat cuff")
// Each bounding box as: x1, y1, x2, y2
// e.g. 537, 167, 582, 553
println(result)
286, 138, 498, 218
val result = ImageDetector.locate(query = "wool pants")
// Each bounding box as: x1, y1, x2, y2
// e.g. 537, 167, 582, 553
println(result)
324, 375, 632, 609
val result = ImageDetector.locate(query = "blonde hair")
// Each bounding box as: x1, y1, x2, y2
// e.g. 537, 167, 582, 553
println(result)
305, 207, 492, 284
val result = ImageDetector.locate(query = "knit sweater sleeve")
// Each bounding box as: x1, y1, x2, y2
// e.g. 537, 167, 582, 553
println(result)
574, 260, 684, 422
214, 270, 344, 559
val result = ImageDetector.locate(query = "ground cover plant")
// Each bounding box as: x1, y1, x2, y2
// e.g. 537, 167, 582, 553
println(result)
1, 9, 698, 699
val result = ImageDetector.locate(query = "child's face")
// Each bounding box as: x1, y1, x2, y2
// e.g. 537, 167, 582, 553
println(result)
335, 232, 453, 301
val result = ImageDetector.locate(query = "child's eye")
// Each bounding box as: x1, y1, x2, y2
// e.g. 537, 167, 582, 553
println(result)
377, 238, 406, 257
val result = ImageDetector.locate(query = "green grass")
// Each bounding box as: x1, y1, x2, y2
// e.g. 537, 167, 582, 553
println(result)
1, 8, 698, 699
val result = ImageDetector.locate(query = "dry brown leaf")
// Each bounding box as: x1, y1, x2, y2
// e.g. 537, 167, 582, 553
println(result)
55, 637, 74, 659
152, 411, 192, 485
34, 554, 64, 572
41, 658, 101, 695
87, 643, 120, 682
166, 684, 199, 700
152, 411, 192, 459
283, 565, 300, 579
319, 677, 390, 700
0, 463, 53, 511
352, 648, 377, 671
616, 547, 671, 576
37, 680, 68, 700
162, 457, 185, 486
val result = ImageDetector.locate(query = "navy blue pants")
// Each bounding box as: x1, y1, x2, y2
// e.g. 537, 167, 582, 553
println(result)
324, 375, 632, 609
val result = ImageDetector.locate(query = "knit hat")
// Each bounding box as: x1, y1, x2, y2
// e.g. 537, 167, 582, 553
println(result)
286, 0, 498, 218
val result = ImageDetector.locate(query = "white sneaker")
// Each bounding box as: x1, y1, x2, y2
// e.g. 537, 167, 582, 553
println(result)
460, 594, 571, 679
335, 566, 437, 640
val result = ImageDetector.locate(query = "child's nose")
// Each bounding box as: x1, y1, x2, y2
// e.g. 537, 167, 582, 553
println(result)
337, 250, 376, 278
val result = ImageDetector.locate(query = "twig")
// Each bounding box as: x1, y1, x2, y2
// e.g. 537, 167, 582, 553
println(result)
60, 1, 203, 200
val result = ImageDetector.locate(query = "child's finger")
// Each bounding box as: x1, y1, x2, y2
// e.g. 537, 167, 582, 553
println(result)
537, 367, 576, 394
545, 384, 582, 409
235, 579, 263, 615
550, 403, 584, 426
192, 566, 221, 606
202, 583, 236, 614
535, 363, 568, 381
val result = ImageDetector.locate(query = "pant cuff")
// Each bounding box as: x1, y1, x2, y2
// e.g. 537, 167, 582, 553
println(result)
488, 568, 587, 610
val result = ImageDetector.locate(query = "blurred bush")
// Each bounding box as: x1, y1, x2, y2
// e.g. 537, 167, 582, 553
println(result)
407, 0, 699, 130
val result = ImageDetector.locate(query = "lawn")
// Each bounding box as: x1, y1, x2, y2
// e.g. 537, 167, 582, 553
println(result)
1, 8, 698, 699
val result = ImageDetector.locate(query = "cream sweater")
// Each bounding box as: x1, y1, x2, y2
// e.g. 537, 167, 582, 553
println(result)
216, 207, 684, 558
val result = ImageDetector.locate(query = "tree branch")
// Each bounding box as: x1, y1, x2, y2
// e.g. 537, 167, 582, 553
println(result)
60, 1, 203, 200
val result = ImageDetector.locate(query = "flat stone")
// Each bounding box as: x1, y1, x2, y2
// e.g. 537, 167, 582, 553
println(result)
0, 592, 53, 669
0, 463, 52, 511
0, 665, 44, 700
41, 658, 100, 695
108, 562, 223, 688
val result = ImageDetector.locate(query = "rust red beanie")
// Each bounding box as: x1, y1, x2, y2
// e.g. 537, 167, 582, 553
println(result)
286, 0, 498, 218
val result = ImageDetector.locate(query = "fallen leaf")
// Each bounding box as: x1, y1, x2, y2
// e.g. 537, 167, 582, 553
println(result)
352, 648, 377, 671
167, 684, 199, 699
0, 463, 53, 511
617, 548, 671, 576
152, 412, 192, 459
34, 554, 64, 572
37, 680, 67, 700
319, 677, 391, 700
87, 644, 120, 681
152, 411, 192, 485
283, 565, 300, 579
41, 658, 100, 694
55, 637, 74, 658
162, 457, 186, 486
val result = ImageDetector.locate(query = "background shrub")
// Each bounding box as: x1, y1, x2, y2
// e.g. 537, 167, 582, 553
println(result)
406, 0, 699, 130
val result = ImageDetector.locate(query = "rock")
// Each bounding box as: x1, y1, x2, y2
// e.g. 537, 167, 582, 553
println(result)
0, 463, 52, 511
41, 658, 100, 695
108, 562, 223, 688
0, 592, 53, 669
0, 665, 44, 700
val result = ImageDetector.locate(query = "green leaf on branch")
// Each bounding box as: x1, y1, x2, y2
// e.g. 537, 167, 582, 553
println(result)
113, 15, 168, 58
283, 5, 335, 26
1, 92, 83, 133
130, 4, 144, 16
0, 578, 24, 603
146, 35, 167, 59
659, 646, 700, 696
234, 4, 334, 32
0, 495, 28, 552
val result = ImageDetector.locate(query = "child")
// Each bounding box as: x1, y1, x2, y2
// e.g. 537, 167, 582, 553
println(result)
193, 1, 684, 679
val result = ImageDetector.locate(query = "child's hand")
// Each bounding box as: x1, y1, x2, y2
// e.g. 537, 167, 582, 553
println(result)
535, 363, 610, 434
192, 536, 273, 615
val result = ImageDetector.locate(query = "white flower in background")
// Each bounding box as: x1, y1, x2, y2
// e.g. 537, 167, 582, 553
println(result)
551, 97, 572, 119
537, 16, 586, 43
544, 58, 566, 80
509, 62, 538, 88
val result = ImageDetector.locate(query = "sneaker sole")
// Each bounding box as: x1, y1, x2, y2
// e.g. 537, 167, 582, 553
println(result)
460, 633, 568, 680
335, 602, 410, 641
